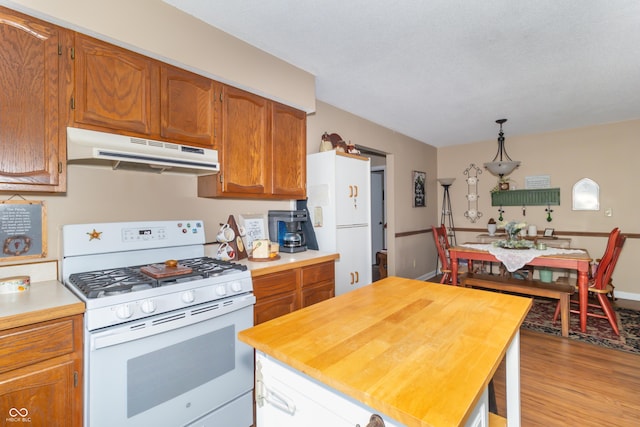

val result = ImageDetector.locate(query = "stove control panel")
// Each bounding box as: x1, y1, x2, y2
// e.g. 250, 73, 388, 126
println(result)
81, 273, 253, 331
62, 220, 205, 257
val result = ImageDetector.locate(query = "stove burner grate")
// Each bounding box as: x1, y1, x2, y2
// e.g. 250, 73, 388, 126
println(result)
178, 257, 248, 276
69, 267, 157, 298
67, 257, 248, 299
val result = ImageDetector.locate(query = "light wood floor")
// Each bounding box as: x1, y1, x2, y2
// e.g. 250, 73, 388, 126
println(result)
492, 323, 640, 426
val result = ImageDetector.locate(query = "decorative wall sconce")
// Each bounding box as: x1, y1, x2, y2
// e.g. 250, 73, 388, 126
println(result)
484, 119, 521, 179
463, 163, 482, 223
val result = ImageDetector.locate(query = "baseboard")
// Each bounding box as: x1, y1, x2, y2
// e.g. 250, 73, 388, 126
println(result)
615, 291, 640, 302
418, 270, 437, 281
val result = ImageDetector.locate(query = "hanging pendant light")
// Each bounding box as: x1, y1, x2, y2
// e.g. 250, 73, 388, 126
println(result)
483, 119, 520, 178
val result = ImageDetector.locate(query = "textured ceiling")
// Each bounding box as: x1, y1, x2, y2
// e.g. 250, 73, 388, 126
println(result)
164, 0, 640, 147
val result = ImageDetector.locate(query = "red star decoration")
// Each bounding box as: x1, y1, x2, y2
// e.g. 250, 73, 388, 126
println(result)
87, 229, 102, 240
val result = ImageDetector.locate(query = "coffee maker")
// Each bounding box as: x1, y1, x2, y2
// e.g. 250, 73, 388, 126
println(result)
268, 210, 307, 253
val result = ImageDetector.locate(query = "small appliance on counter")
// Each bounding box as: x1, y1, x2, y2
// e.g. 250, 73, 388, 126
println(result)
268, 210, 308, 253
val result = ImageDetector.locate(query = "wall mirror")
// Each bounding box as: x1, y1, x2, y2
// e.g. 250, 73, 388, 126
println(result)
572, 178, 599, 210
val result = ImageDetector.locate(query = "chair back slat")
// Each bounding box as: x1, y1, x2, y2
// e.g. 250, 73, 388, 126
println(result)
593, 228, 624, 291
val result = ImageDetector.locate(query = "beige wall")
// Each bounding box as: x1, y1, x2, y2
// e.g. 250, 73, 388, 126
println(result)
438, 119, 640, 297
3, 0, 315, 112
307, 102, 438, 278
4, 1, 637, 299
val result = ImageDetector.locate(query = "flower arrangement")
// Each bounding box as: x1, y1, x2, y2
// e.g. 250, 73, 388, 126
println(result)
502, 220, 527, 240
495, 220, 534, 249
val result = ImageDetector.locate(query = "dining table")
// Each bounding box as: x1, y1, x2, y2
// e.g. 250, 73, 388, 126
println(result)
449, 243, 593, 333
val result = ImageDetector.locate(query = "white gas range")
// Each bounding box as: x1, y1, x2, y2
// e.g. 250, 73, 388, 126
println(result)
61, 220, 255, 427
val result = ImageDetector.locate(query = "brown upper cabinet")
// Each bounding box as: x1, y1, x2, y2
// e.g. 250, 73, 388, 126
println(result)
72, 34, 217, 149
271, 102, 307, 198
1, 6, 306, 197
0, 6, 70, 193
198, 85, 306, 199
72, 33, 159, 136
160, 65, 219, 148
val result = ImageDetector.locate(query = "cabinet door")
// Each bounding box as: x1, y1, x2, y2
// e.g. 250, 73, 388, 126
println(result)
270, 102, 306, 198
219, 85, 270, 196
0, 7, 68, 192
0, 360, 76, 426
160, 65, 217, 148
335, 226, 372, 296
254, 292, 298, 325
301, 261, 335, 307
73, 34, 159, 135
335, 155, 371, 226
253, 269, 299, 324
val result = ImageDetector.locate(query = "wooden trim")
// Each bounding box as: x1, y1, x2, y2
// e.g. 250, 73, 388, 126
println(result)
395, 229, 431, 238
453, 227, 640, 239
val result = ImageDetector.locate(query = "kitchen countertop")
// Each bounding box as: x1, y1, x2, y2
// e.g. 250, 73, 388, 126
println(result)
238, 250, 339, 277
239, 276, 531, 427
0, 252, 337, 330
0, 280, 85, 331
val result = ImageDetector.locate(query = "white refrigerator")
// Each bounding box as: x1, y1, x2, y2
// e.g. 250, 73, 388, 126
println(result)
307, 151, 372, 295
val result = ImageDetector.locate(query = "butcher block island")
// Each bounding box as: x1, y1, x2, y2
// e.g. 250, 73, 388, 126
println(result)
239, 277, 531, 427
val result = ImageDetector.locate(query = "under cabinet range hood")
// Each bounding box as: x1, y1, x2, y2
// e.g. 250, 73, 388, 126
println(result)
66, 127, 219, 174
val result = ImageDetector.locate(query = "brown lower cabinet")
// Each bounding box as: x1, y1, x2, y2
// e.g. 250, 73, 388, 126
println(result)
0, 314, 83, 426
253, 261, 335, 325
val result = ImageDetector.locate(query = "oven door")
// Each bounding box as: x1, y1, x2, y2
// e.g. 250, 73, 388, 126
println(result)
86, 295, 255, 427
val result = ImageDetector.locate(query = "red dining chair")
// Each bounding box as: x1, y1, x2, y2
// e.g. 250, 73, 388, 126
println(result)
432, 225, 454, 284
432, 225, 468, 284
553, 228, 625, 335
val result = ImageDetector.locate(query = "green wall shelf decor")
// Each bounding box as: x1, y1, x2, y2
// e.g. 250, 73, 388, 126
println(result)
491, 188, 560, 207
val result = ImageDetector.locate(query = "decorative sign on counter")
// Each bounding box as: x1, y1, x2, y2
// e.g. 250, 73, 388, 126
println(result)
239, 213, 267, 256
0, 199, 46, 261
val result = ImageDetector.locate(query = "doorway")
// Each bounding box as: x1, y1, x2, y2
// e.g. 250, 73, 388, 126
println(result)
356, 146, 387, 281
370, 168, 385, 259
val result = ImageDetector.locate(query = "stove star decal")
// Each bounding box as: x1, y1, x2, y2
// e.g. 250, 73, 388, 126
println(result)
87, 229, 102, 240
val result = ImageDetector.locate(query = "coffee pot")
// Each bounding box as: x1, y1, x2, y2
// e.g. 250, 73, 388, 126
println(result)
268, 210, 308, 253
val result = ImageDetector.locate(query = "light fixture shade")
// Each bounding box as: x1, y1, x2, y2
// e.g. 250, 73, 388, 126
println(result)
437, 178, 456, 186
483, 160, 520, 177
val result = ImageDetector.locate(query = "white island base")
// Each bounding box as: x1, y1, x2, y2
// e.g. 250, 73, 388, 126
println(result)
256, 350, 509, 427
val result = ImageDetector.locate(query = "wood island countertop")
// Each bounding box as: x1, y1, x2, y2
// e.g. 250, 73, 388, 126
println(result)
238, 276, 532, 427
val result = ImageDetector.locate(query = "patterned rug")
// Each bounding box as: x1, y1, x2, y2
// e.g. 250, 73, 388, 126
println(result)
522, 298, 640, 355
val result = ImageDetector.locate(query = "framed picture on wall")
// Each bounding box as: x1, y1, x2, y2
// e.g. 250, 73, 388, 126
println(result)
412, 171, 426, 207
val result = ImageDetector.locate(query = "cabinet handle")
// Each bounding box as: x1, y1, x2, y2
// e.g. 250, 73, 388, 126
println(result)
366, 414, 386, 427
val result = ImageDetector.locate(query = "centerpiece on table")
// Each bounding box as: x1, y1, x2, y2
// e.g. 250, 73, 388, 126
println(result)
495, 220, 534, 249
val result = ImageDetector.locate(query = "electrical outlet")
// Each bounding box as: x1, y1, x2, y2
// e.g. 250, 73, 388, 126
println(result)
605, 208, 612, 217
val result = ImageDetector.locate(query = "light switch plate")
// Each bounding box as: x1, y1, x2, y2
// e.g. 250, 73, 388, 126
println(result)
313, 206, 323, 227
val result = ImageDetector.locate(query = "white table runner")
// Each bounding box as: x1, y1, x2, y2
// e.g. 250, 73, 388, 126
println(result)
460, 243, 586, 272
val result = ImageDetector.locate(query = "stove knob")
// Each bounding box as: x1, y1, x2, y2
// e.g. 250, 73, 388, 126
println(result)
182, 290, 196, 303
140, 299, 156, 314
230, 281, 243, 293
216, 285, 227, 296
115, 304, 133, 319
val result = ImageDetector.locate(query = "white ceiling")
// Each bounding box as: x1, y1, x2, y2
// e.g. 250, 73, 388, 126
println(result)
164, 0, 640, 147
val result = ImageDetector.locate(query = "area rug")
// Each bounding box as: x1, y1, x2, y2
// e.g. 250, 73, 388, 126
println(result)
522, 298, 640, 355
